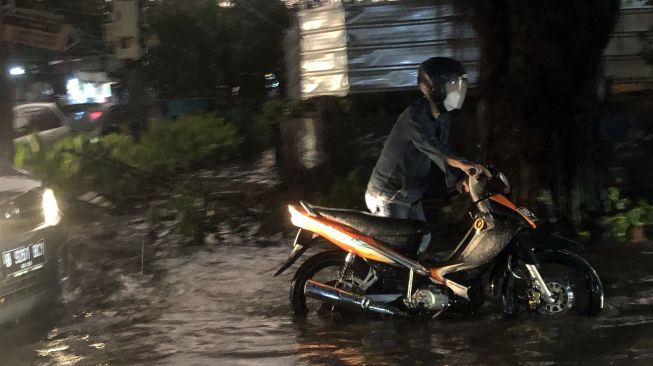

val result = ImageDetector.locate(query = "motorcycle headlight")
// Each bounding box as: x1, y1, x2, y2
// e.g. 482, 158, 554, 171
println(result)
42, 188, 61, 226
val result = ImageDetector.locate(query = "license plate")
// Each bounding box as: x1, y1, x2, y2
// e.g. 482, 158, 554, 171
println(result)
2, 240, 46, 277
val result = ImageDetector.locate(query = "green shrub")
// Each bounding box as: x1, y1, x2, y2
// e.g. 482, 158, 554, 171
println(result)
287, 100, 310, 118
248, 99, 291, 148
627, 200, 653, 227
222, 106, 268, 152
598, 187, 653, 242
133, 114, 240, 174
15, 134, 87, 187
14, 113, 242, 235
16, 113, 240, 182
316, 169, 367, 210
257, 99, 288, 126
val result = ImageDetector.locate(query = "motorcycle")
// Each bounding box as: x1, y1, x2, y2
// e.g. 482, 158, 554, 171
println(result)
274, 168, 604, 319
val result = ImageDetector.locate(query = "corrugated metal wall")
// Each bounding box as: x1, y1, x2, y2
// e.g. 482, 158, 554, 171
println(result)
344, 2, 479, 93
603, 7, 653, 85
294, 5, 349, 98
286, 1, 653, 100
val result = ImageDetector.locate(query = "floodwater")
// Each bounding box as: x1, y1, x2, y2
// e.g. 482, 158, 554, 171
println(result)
1, 150, 653, 365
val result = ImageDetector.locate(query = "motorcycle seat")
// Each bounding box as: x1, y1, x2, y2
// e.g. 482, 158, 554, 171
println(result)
306, 204, 430, 236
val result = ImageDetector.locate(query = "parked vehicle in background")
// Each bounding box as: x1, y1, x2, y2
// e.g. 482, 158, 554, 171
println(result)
14, 102, 145, 147
61, 103, 144, 138
99, 104, 142, 137
0, 162, 69, 326
60, 102, 107, 136
12, 103, 72, 145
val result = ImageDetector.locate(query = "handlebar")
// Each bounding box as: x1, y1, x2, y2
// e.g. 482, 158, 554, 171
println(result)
467, 165, 511, 196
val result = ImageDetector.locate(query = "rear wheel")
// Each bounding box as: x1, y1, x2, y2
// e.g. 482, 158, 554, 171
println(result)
290, 250, 373, 319
505, 250, 603, 316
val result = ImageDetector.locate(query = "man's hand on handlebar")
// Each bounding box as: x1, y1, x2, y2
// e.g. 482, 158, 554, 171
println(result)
447, 158, 492, 178
462, 180, 470, 192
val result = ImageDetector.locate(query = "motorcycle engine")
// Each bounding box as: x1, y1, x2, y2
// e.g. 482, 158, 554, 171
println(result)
410, 286, 449, 311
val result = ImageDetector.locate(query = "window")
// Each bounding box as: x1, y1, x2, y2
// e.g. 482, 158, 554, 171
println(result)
13, 106, 63, 138
24, 108, 62, 131
13, 109, 31, 137
105, 107, 131, 126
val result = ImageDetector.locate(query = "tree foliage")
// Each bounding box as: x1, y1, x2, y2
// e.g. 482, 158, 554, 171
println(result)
144, 0, 290, 98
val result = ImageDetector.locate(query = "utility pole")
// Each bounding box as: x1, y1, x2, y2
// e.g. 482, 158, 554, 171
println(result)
0, 3, 15, 163
106, 0, 147, 138
0, 52, 15, 163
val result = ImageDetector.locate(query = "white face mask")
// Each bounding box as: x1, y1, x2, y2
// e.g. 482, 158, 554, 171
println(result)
443, 91, 463, 111
443, 76, 468, 111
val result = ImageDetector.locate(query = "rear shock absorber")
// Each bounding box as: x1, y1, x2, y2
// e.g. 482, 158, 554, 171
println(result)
335, 252, 357, 288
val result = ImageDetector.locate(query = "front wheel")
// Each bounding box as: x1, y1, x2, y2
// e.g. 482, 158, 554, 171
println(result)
505, 250, 604, 317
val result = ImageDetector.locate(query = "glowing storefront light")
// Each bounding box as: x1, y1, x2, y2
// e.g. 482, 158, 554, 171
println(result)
66, 77, 112, 104
67, 78, 83, 103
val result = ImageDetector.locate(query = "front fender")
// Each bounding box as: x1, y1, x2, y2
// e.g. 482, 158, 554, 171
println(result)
512, 229, 582, 264
527, 229, 582, 250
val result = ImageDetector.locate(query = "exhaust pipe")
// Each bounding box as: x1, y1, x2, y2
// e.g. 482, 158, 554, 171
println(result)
304, 279, 406, 316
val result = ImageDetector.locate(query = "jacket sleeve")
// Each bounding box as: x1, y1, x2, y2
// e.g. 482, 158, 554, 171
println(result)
404, 112, 465, 189
405, 112, 455, 169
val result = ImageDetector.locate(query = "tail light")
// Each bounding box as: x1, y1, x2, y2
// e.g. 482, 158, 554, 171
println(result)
89, 111, 103, 121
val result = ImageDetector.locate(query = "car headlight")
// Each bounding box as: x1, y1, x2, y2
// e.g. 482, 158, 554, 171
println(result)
42, 188, 61, 226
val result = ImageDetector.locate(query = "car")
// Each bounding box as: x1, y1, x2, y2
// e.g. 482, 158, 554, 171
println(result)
63, 103, 145, 138
60, 102, 107, 136
13, 102, 105, 146
99, 104, 148, 138
0, 162, 68, 326
12, 103, 73, 146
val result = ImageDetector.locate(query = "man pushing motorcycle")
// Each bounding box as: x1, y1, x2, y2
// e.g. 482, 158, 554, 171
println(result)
365, 57, 491, 256
276, 56, 603, 320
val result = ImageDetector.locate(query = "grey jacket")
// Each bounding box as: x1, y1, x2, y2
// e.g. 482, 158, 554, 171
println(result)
367, 97, 464, 204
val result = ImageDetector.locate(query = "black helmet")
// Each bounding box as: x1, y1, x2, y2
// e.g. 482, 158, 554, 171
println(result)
418, 57, 468, 111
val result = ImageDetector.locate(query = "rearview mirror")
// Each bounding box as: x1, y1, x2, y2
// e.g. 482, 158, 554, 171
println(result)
498, 172, 510, 194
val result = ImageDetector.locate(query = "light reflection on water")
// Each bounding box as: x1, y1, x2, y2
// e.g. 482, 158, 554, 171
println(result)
3, 240, 650, 366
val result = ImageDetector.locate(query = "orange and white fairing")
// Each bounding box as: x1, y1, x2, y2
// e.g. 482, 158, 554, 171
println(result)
288, 204, 396, 264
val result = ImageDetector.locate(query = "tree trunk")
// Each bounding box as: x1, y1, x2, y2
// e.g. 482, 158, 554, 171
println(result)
126, 61, 148, 139
468, 0, 620, 230
0, 48, 15, 163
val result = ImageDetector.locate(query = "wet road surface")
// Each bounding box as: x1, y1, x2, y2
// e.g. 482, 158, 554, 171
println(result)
1, 151, 653, 365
